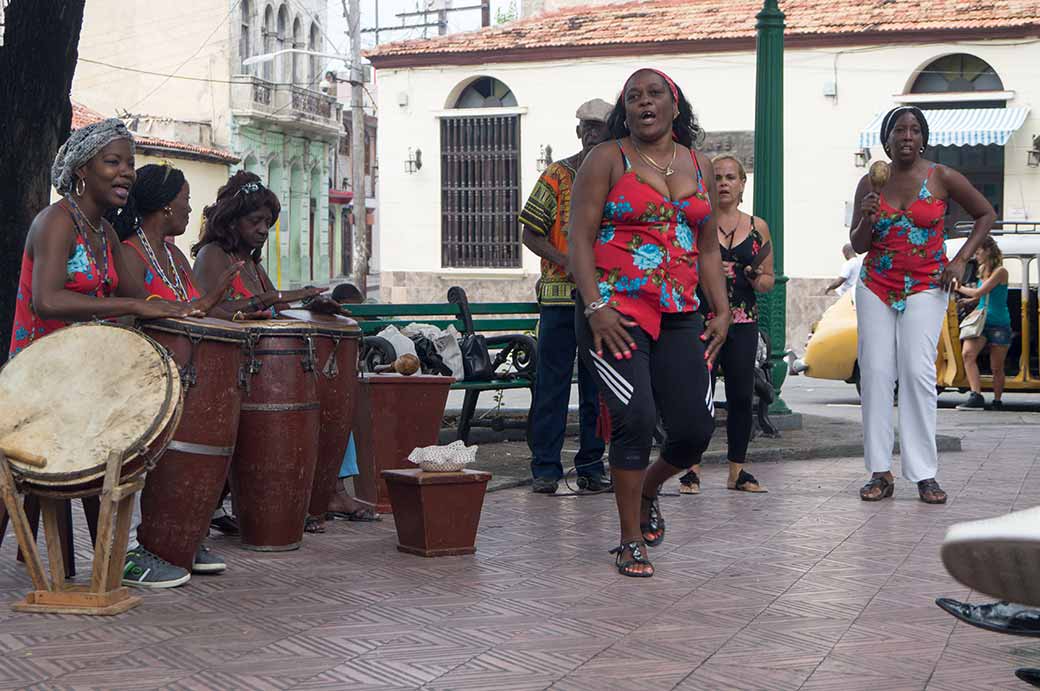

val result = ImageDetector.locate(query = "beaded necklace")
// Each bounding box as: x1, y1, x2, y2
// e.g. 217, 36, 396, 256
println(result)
136, 227, 190, 301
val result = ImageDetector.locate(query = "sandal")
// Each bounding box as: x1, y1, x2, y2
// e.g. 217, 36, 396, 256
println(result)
640, 494, 665, 547
918, 478, 947, 504
728, 469, 767, 493
859, 475, 894, 501
609, 540, 654, 578
678, 470, 700, 495
326, 507, 381, 522
304, 515, 326, 533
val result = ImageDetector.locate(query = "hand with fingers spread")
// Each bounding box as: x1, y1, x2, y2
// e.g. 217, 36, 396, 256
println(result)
195, 261, 244, 315
136, 299, 205, 320
589, 306, 638, 360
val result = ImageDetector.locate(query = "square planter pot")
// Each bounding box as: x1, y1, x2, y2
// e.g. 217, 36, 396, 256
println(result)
353, 374, 453, 513
382, 468, 491, 557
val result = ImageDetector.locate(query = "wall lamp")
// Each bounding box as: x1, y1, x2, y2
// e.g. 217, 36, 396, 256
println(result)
853, 147, 871, 168
405, 148, 422, 174
536, 144, 554, 172
1028, 136, 1040, 168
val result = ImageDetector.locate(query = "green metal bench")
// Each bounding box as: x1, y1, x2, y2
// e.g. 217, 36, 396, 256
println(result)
346, 287, 539, 442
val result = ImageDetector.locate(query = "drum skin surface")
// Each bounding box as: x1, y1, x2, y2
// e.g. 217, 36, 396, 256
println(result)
280, 310, 361, 519
137, 317, 249, 570
0, 322, 182, 497
231, 320, 320, 551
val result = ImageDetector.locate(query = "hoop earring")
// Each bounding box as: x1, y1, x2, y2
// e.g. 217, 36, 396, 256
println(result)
623, 119, 630, 131
74, 177, 86, 197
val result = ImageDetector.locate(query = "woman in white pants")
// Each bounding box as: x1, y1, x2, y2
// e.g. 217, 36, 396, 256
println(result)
850, 106, 995, 504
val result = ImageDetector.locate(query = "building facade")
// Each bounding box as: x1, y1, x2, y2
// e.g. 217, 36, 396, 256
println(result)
368, 0, 1040, 342
72, 0, 344, 289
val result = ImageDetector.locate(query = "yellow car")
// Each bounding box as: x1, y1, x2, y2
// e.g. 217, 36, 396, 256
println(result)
789, 228, 1039, 395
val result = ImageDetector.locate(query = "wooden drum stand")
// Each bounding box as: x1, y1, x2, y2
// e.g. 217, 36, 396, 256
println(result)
0, 451, 142, 615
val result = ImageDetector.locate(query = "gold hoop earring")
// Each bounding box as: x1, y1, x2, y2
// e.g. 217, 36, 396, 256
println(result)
74, 177, 86, 197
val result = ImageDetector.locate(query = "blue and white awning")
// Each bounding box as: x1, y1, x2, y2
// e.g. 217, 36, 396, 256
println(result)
858, 107, 1030, 148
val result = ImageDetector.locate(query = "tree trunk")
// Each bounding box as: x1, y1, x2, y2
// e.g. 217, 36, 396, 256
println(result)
0, 0, 86, 364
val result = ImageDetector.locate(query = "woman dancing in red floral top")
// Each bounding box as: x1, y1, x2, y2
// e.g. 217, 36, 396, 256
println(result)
569, 69, 730, 578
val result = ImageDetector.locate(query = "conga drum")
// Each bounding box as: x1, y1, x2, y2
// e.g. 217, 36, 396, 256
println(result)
0, 322, 183, 498
231, 320, 320, 551
136, 317, 251, 570
281, 309, 361, 519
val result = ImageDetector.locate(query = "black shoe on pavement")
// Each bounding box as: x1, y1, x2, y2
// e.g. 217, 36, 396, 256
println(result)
1016, 669, 1040, 688
956, 392, 986, 410
576, 472, 612, 493
531, 477, 559, 494
935, 598, 1040, 637
991, 399, 1005, 411
210, 514, 240, 536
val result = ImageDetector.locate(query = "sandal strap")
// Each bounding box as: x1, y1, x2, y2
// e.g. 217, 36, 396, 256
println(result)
679, 470, 700, 485
609, 540, 650, 565
863, 476, 892, 491
735, 469, 758, 487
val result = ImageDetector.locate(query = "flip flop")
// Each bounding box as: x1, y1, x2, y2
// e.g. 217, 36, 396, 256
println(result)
304, 516, 327, 533
327, 508, 382, 522
728, 469, 767, 493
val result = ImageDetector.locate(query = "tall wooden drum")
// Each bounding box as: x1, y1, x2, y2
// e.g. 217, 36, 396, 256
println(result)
136, 317, 250, 570
281, 309, 361, 520
231, 320, 320, 551
0, 322, 183, 497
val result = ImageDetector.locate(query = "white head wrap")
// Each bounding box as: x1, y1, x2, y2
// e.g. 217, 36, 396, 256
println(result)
51, 118, 135, 194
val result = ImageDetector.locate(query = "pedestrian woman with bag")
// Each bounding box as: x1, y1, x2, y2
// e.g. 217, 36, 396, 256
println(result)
956, 236, 1010, 410
850, 106, 995, 504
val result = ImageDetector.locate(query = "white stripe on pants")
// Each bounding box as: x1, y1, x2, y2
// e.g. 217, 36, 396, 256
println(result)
856, 283, 948, 482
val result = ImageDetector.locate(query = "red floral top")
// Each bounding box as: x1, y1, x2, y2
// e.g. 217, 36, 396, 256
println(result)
10, 221, 119, 358
593, 142, 711, 339
861, 165, 948, 311
123, 241, 201, 302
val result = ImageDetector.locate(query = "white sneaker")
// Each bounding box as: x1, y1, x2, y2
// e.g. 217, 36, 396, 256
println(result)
942, 506, 1040, 607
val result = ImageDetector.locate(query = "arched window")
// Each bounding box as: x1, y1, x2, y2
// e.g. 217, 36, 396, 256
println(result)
276, 5, 289, 83
309, 23, 321, 87
441, 76, 522, 267
262, 5, 275, 81
239, 0, 252, 73
292, 17, 304, 86
911, 54, 1004, 97
453, 77, 517, 109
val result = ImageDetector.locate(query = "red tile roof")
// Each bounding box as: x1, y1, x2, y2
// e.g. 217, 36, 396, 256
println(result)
367, 0, 1040, 65
72, 102, 240, 164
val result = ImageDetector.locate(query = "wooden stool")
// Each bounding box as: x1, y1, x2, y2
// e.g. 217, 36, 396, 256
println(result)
382, 468, 491, 557
0, 451, 142, 615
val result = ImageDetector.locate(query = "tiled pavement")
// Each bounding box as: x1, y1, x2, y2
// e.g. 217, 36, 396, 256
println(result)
2, 424, 1039, 690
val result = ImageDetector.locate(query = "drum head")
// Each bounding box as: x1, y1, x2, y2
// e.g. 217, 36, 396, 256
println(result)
279, 309, 360, 337
0, 323, 181, 486
140, 316, 251, 343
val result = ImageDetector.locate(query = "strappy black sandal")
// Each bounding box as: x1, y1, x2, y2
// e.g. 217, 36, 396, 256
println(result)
641, 494, 665, 547
728, 469, 767, 493
859, 475, 894, 501
917, 478, 947, 504
679, 470, 700, 495
609, 540, 654, 578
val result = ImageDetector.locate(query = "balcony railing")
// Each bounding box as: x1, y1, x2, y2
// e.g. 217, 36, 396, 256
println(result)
231, 75, 341, 137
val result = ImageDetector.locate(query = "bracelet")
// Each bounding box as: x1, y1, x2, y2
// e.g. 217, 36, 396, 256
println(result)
232, 310, 245, 321
583, 298, 611, 319
145, 294, 162, 301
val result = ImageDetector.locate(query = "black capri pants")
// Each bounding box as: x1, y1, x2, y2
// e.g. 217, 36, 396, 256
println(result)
714, 322, 759, 463
576, 309, 715, 471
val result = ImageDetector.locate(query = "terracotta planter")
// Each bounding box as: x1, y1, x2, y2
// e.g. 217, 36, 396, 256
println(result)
353, 374, 453, 513
382, 468, 491, 557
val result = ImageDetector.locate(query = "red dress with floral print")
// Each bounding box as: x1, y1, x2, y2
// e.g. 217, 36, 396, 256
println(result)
9, 220, 119, 358
860, 165, 948, 312
123, 241, 201, 302
594, 142, 711, 340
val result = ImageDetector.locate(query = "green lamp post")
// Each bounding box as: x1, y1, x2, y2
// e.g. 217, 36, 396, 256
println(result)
752, 0, 790, 414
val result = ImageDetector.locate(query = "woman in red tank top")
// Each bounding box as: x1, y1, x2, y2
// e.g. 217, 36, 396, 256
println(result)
569, 69, 731, 578
850, 106, 996, 505
9, 119, 203, 360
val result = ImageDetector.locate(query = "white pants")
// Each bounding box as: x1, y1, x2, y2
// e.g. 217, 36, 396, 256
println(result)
856, 283, 948, 482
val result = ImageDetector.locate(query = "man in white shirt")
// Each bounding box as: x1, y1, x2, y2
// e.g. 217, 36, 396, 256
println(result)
825, 244, 863, 296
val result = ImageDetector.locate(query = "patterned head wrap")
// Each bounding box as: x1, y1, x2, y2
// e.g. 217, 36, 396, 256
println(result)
51, 117, 135, 194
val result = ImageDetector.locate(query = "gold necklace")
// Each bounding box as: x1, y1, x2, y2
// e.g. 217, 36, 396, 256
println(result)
632, 140, 677, 177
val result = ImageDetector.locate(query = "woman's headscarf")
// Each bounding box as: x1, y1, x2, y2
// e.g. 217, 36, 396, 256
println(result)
51, 117, 135, 195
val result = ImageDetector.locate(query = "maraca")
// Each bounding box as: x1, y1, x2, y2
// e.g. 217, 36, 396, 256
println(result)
374, 353, 421, 375
868, 160, 890, 192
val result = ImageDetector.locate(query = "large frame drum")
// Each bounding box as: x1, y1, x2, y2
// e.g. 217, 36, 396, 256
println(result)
136, 317, 250, 570
281, 310, 361, 519
231, 320, 320, 551
0, 323, 183, 498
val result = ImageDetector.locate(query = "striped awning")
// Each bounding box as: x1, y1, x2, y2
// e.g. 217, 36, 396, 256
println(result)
858, 107, 1030, 148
